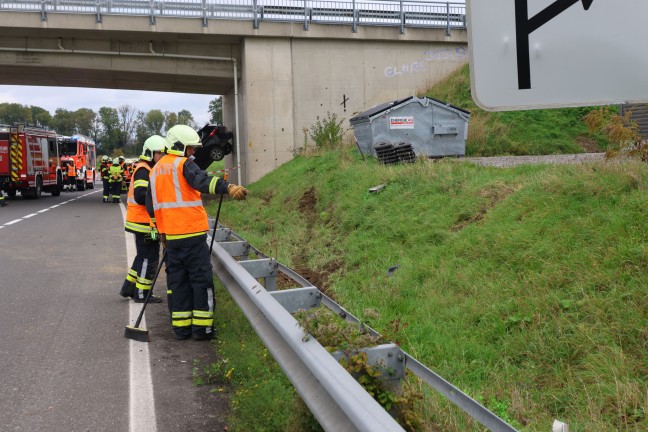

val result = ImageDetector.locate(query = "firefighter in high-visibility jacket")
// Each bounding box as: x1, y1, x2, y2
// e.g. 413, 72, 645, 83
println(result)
100, 155, 111, 202
66, 160, 76, 192
120, 136, 166, 302
146, 124, 248, 340
108, 157, 123, 203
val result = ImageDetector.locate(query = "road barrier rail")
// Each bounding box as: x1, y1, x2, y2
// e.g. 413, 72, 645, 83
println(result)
208, 222, 518, 431
0, 0, 467, 33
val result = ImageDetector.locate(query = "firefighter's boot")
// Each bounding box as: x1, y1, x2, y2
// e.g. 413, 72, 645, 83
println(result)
119, 280, 136, 298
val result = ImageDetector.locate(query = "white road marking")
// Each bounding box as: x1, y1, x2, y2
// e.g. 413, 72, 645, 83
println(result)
50, 205, 60, 209
5, 219, 22, 225
120, 203, 158, 432
22, 213, 37, 219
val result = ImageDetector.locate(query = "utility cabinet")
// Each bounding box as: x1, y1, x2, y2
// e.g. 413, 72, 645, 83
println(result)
350, 96, 470, 158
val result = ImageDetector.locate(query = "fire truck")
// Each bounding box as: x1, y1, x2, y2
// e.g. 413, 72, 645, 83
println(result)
0, 124, 62, 198
57, 134, 96, 191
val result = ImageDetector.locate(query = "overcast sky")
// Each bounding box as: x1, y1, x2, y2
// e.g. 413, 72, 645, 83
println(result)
0, 85, 216, 126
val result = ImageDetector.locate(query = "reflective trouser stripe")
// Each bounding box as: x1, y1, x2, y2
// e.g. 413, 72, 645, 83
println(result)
136, 277, 152, 291
193, 310, 214, 327
172, 311, 192, 327
126, 269, 137, 283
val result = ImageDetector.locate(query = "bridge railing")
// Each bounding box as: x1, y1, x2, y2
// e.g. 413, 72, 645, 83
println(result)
0, 0, 466, 33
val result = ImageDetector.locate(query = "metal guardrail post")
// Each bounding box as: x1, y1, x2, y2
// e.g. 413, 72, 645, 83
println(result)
252, 0, 259, 29
202, 0, 208, 27
399, 0, 404, 35
149, 0, 155, 25
303, 0, 309, 31
446, 1, 451, 36
95, 0, 102, 23
40, 0, 47, 21
352, 0, 357, 33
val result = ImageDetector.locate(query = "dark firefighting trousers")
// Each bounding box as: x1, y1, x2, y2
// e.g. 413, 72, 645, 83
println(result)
166, 235, 215, 339
122, 232, 160, 300
109, 180, 121, 203
102, 179, 110, 202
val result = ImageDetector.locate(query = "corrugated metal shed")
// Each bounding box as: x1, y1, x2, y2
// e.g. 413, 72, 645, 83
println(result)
350, 96, 470, 158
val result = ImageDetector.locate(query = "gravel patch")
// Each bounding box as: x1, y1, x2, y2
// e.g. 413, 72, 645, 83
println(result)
463, 153, 606, 168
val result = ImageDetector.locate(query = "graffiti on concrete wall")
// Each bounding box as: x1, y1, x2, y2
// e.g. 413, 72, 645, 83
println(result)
384, 47, 467, 78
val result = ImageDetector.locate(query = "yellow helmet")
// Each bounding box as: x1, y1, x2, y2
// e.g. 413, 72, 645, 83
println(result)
141, 135, 166, 161
165, 125, 201, 156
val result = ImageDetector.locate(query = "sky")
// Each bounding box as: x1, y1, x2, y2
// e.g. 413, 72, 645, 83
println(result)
0, 85, 216, 126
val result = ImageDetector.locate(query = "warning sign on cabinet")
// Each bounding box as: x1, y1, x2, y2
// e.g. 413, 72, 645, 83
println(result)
390, 116, 414, 129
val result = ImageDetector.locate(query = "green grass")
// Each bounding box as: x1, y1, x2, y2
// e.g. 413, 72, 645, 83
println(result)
425, 64, 610, 156
208, 146, 647, 431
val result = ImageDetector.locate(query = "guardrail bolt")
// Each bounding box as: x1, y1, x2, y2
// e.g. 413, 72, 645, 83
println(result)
397, 354, 403, 361
339, 311, 347, 319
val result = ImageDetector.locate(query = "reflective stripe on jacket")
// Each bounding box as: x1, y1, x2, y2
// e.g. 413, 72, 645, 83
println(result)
126, 162, 152, 227
150, 154, 208, 237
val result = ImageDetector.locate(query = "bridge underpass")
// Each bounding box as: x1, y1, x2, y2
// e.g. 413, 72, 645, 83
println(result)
0, 3, 467, 184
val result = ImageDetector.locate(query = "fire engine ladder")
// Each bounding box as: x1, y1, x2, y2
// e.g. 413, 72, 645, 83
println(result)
207, 220, 519, 432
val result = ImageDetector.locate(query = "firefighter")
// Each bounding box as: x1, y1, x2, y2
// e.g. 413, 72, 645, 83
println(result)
119, 156, 129, 194
108, 157, 123, 203
146, 124, 248, 340
120, 136, 166, 302
66, 160, 77, 192
100, 155, 111, 202
0, 190, 8, 207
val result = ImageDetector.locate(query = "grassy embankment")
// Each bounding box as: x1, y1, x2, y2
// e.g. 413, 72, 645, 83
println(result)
195, 65, 645, 431
205, 148, 646, 431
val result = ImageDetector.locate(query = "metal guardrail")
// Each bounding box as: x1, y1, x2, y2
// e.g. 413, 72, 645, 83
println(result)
0, 0, 467, 33
207, 223, 517, 432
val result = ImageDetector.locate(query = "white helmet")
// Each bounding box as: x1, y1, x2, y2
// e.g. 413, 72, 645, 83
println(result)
165, 124, 201, 156
101, 155, 109, 162
112, 157, 120, 165
141, 135, 166, 161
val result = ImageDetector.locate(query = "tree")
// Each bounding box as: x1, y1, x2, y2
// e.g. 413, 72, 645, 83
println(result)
0, 103, 33, 125
52, 108, 77, 135
74, 108, 96, 136
99, 106, 120, 152
164, 111, 178, 129
117, 104, 140, 150
143, 109, 165, 136
208, 97, 222, 124
31, 106, 52, 128
177, 109, 196, 128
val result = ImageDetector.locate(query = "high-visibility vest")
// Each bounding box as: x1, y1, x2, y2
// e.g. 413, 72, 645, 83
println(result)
150, 154, 208, 236
125, 162, 152, 227
101, 163, 110, 180
109, 165, 123, 182
67, 164, 76, 178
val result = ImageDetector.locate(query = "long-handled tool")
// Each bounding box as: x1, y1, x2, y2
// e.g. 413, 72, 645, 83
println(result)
209, 193, 225, 255
124, 250, 167, 342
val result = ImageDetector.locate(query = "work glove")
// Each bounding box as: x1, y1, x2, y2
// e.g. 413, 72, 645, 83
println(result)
159, 233, 167, 249
227, 184, 248, 201
149, 226, 159, 242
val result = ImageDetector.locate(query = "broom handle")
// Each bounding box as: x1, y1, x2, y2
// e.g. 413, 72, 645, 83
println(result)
133, 249, 167, 328
209, 193, 225, 256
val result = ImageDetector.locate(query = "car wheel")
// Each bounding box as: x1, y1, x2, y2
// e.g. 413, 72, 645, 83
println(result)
210, 146, 225, 161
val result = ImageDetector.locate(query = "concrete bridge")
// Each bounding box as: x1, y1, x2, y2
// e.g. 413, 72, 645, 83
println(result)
0, 1, 468, 184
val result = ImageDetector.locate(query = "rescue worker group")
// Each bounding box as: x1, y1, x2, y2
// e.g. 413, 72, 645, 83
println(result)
104, 125, 248, 341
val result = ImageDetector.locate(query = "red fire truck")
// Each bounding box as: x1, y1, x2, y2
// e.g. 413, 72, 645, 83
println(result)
57, 134, 96, 191
0, 124, 62, 198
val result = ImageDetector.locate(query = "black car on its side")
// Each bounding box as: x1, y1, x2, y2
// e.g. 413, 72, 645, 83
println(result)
193, 124, 234, 170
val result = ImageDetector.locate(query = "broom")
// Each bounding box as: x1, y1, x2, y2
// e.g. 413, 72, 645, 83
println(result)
124, 250, 167, 342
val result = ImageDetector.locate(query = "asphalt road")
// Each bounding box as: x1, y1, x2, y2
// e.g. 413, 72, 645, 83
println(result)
0, 188, 228, 431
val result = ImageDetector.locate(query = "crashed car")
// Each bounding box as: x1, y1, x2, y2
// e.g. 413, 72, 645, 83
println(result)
193, 124, 234, 170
